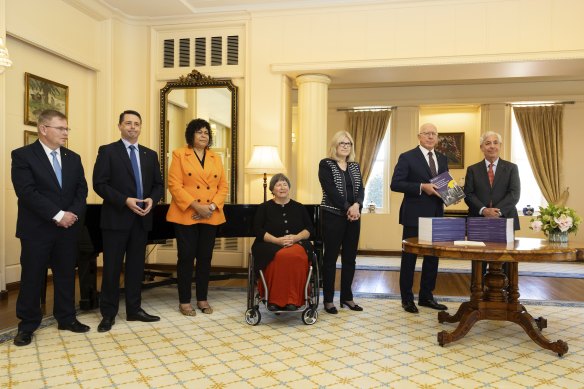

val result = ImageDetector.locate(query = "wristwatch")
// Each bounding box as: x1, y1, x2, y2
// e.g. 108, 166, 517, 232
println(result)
209, 203, 216, 211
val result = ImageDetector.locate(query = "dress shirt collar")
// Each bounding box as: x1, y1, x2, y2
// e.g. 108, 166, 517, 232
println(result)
418, 145, 434, 155
121, 138, 139, 150
39, 139, 60, 157
484, 158, 500, 169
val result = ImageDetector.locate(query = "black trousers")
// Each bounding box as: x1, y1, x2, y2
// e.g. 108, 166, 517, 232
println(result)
174, 223, 217, 303
17, 234, 78, 332
321, 211, 360, 303
400, 226, 438, 303
100, 218, 148, 318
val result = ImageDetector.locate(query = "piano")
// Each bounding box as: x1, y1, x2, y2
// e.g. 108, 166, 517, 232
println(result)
76, 203, 322, 309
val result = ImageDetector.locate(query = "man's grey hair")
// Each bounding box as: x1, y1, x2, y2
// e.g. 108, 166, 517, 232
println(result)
480, 131, 502, 145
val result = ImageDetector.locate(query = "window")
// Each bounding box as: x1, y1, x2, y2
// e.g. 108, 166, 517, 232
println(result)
510, 109, 547, 211
363, 123, 391, 211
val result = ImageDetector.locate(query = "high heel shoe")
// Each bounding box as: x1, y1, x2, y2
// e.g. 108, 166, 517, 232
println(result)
324, 304, 338, 314
179, 305, 196, 316
340, 301, 363, 311
197, 304, 213, 314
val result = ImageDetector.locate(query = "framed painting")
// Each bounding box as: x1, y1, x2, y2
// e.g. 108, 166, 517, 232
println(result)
24, 73, 69, 126
435, 132, 465, 169
24, 130, 38, 145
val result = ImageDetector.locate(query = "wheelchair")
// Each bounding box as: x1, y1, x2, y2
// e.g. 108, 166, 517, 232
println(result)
244, 251, 320, 326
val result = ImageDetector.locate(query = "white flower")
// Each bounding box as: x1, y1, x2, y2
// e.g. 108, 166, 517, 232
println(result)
531, 220, 543, 232
554, 215, 573, 232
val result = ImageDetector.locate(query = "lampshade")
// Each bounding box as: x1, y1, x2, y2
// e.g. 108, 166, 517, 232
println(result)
0, 37, 12, 74
245, 145, 285, 174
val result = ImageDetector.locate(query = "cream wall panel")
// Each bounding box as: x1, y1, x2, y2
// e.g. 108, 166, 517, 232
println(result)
455, 3, 487, 55
518, 0, 552, 52
486, 1, 521, 53
6, 0, 102, 69
363, 11, 397, 58
393, 6, 425, 59
552, 0, 584, 50
425, 5, 457, 58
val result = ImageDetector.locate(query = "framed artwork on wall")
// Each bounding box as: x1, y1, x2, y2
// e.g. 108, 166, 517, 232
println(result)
24, 130, 38, 145
24, 73, 69, 126
435, 132, 465, 169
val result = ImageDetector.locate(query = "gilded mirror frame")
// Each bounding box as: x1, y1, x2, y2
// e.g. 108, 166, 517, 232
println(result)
160, 70, 238, 203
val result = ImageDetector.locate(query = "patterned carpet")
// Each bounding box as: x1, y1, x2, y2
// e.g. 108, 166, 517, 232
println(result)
1, 287, 584, 388
344, 256, 584, 278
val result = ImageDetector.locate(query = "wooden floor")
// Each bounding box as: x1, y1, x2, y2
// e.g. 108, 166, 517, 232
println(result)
2, 269, 584, 332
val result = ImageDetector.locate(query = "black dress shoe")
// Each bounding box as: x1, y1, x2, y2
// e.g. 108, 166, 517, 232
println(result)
98, 317, 115, 333
126, 309, 160, 322
58, 319, 90, 333
402, 301, 419, 313
284, 304, 298, 311
418, 299, 447, 310
340, 301, 363, 311
324, 305, 338, 314
14, 331, 33, 346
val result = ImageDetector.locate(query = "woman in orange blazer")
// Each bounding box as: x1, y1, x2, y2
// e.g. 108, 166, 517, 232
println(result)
166, 118, 228, 316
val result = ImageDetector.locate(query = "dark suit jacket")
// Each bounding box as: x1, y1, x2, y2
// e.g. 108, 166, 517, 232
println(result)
390, 146, 448, 227
12, 140, 87, 239
93, 140, 163, 231
464, 158, 521, 230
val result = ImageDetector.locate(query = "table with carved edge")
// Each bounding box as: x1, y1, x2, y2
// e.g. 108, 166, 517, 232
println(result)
403, 237, 584, 356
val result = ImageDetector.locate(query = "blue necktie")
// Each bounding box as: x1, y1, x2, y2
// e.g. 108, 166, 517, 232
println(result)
51, 150, 62, 187
129, 145, 143, 200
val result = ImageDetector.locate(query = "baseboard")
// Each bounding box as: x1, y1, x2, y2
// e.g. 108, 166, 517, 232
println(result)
357, 250, 401, 256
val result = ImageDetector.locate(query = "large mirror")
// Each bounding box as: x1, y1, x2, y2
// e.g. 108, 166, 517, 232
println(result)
160, 70, 238, 203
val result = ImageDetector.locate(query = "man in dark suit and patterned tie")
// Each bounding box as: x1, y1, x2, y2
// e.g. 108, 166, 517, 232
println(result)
464, 131, 521, 229
390, 123, 449, 314
464, 131, 521, 277
93, 110, 163, 332
11, 109, 90, 346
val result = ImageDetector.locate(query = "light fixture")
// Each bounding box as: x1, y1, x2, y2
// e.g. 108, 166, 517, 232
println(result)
245, 145, 285, 202
0, 37, 13, 74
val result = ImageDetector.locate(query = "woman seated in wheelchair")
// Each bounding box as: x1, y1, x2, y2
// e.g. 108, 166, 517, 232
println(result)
252, 173, 315, 312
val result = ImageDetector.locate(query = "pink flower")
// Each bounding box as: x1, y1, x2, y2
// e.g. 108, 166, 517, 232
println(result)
530, 220, 543, 232
554, 215, 573, 232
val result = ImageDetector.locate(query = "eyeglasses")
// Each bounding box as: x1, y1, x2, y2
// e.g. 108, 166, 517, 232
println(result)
419, 132, 438, 137
195, 130, 210, 136
44, 125, 71, 132
338, 142, 353, 147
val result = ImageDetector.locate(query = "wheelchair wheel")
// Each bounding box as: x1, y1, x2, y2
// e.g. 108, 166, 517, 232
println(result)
245, 308, 261, 326
302, 308, 318, 325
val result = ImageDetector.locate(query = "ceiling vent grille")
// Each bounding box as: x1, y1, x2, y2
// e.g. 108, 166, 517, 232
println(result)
179, 38, 190, 67
227, 35, 239, 65
211, 36, 222, 66
195, 37, 206, 67
163, 39, 174, 68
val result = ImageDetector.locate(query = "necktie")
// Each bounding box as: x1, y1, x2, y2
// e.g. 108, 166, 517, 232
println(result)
129, 145, 143, 200
488, 163, 495, 187
428, 151, 437, 177
51, 150, 62, 187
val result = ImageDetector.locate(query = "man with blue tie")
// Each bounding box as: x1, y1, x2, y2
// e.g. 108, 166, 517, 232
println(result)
11, 109, 90, 346
93, 110, 163, 332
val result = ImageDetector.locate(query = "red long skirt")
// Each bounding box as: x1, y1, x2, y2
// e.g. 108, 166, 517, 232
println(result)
258, 244, 309, 307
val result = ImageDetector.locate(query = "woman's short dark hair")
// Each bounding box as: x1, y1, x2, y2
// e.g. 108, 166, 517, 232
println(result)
185, 118, 213, 148
269, 173, 291, 193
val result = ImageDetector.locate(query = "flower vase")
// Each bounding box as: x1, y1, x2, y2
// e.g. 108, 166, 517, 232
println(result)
548, 231, 569, 243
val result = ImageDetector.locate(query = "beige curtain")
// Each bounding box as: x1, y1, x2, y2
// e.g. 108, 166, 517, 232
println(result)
346, 110, 391, 185
513, 105, 568, 205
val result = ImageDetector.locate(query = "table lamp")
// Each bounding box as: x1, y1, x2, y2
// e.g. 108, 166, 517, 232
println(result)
245, 145, 285, 202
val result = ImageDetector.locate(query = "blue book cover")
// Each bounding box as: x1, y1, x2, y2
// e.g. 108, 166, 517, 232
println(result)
418, 217, 466, 242
430, 171, 466, 206
467, 217, 514, 243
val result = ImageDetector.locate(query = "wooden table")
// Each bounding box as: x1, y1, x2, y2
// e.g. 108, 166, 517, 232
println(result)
403, 237, 583, 356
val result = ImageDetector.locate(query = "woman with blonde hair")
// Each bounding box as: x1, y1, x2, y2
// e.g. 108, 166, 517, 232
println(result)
318, 131, 364, 314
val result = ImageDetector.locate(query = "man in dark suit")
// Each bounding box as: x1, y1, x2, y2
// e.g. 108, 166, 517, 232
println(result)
93, 110, 163, 332
11, 109, 90, 346
390, 123, 449, 314
464, 131, 521, 229
464, 131, 521, 277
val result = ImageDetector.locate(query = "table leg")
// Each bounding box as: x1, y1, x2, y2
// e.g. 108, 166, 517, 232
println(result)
438, 309, 481, 346
511, 310, 568, 356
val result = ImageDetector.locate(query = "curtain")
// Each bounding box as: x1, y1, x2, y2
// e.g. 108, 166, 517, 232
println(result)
346, 110, 391, 185
513, 105, 568, 205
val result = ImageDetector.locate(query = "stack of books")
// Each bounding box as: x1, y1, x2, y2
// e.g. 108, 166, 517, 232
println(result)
466, 217, 514, 243
418, 217, 466, 242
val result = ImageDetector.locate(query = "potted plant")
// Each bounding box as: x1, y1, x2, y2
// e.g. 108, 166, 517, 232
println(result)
530, 204, 582, 243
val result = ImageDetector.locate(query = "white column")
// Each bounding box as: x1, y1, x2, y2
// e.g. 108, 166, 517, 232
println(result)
295, 74, 331, 204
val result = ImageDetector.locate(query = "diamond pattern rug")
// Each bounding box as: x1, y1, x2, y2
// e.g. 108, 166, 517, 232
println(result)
1, 287, 584, 388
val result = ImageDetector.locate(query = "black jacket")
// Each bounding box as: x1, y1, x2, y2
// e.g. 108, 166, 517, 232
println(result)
318, 158, 364, 216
